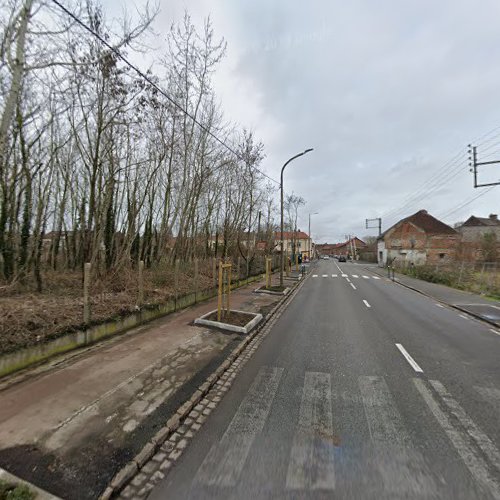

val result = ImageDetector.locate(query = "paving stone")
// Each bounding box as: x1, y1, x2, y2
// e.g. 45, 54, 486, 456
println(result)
194, 403, 204, 411
137, 483, 154, 497
191, 422, 201, 431
202, 408, 211, 416
207, 402, 216, 409
184, 417, 193, 426
176, 438, 188, 450
189, 410, 200, 419
141, 460, 158, 474
170, 432, 181, 443
159, 460, 173, 471
120, 485, 135, 498
196, 415, 206, 424
151, 470, 165, 482
131, 472, 147, 487
185, 430, 194, 438
161, 441, 175, 453
169, 448, 183, 461
152, 452, 167, 463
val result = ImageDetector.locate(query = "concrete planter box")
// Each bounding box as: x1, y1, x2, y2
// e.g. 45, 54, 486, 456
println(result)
253, 286, 290, 296
194, 310, 263, 334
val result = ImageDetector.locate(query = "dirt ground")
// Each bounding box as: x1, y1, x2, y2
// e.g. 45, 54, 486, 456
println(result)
0, 265, 215, 354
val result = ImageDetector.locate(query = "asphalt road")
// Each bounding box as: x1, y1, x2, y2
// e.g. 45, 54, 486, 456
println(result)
150, 259, 500, 500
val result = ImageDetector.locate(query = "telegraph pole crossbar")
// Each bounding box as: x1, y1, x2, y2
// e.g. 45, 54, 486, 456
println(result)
468, 144, 500, 188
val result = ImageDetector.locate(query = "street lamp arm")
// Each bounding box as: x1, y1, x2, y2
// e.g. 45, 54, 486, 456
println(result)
279, 148, 314, 287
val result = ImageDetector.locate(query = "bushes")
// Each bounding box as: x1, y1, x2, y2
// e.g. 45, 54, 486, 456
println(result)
0, 480, 35, 500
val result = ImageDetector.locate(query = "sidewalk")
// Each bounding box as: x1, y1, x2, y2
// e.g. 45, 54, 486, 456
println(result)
363, 263, 500, 327
0, 273, 286, 499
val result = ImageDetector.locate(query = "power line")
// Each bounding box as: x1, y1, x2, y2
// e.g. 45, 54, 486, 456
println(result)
438, 186, 497, 220
48, 0, 280, 186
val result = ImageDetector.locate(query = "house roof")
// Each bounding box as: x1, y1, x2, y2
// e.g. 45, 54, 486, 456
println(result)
461, 215, 500, 227
274, 231, 309, 239
380, 210, 457, 239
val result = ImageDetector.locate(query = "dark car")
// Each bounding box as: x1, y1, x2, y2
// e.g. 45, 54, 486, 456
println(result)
338, 255, 346, 262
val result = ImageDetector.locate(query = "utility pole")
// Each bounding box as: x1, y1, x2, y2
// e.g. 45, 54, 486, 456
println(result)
308, 212, 318, 260
366, 217, 382, 236
468, 144, 500, 188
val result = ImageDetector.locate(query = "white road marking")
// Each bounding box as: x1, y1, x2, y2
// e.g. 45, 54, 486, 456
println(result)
415, 379, 500, 499
312, 274, 318, 278
352, 274, 359, 278
286, 372, 335, 490
359, 377, 436, 495
341, 274, 348, 277
362, 275, 369, 279
322, 274, 328, 278
435, 303, 444, 308
195, 366, 283, 486
395, 344, 423, 373
332, 274, 338, 277
363, 300, 371, 308
350, 283, 357, 290
346, 277, 351, 283
490, 329, 500, 336
459, 314, 470, 320
431, 380, 500, 472
359, 376, 410, 446
372, 276, 381, 280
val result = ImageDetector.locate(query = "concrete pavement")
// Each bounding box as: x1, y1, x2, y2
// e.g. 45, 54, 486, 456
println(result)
148, 259, 500, 500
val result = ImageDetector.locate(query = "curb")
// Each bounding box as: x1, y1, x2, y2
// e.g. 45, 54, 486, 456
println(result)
194, 310, 263, 334
0, 467, 61, 500
368, 267, 500, 329
101, 273, 309, 498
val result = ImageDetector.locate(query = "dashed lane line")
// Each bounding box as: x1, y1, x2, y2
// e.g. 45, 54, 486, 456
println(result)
350, 283, 356, 290
363, 300, 371, 308
395, 343, 423, 373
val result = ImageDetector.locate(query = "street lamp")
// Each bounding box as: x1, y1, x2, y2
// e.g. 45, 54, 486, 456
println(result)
308, 212, 318, 260
280, 148, 314, 287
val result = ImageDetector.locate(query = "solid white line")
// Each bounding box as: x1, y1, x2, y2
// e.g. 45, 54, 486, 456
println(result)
459, 314, 469, 320
350, 283, 356, 290
363, 300, 371, 308
414, 379, 500, 499
352, 274, 359, 278
490, 329, 500, 336
395, 344, 423, 373
435, 303, 444, 308
286, 372, 335, 490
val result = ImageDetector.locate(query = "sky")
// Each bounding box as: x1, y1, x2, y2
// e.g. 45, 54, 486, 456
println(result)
106, 0, 500, 243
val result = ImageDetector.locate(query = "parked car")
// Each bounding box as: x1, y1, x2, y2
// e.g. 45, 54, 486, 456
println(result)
338, 255, 346, 262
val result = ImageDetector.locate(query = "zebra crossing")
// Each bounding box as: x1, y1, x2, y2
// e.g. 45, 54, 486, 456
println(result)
195, 366, 500, 497
312, 273, 381, 280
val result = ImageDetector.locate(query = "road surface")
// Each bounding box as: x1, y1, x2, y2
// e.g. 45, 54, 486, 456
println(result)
150, 259, 500, 499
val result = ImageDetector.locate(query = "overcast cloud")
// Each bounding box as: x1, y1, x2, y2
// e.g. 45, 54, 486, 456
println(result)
110, 0, 500, 242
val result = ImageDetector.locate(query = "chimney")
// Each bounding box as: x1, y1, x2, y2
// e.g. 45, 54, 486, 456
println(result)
489, 214, 498, 221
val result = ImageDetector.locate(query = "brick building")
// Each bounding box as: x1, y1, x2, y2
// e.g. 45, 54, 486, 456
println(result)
377, 210, 459, 267
456, 214, 500, 261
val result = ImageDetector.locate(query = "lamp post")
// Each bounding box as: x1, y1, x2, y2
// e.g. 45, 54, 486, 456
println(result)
308, 212, 318, 260
280, 148, 314, 287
